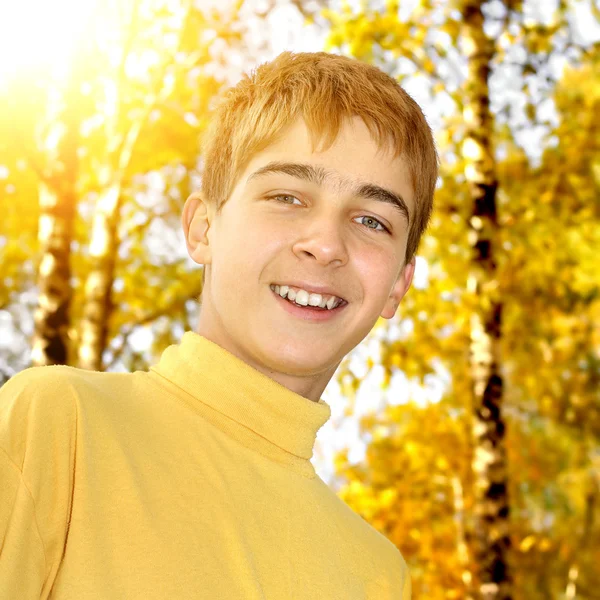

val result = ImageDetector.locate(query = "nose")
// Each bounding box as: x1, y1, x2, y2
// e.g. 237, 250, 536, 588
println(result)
291, 214, 348, 267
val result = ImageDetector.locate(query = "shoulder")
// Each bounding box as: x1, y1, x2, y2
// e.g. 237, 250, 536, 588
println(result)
0, 364, 133, 403
0, 365, 102, 468
0, 364, 145, 420
376, 539, 411, 597
328, 483, 410, 592
314, 476, 411, 584
0, 365, 81, 410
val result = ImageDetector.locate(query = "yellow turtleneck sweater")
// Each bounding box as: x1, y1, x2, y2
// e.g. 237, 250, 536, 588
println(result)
0, 332, 411, 599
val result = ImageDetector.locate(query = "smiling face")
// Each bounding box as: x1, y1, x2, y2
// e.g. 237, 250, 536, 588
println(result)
182, 116, 416, 401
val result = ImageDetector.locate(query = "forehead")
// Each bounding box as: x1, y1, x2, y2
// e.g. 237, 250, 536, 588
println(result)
240, 116, 415, 211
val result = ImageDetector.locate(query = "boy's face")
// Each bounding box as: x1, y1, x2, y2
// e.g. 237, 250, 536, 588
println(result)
183, 116, 415, 402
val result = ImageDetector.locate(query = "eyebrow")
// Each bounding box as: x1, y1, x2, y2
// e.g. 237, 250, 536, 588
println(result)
246, 161, 410, 224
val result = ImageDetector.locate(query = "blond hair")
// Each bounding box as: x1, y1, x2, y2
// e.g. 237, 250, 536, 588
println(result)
199, 51, 438, 276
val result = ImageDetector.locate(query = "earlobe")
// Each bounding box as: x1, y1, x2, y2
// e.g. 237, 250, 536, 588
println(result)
182, 192, 211, 266
380, 257, 416, 320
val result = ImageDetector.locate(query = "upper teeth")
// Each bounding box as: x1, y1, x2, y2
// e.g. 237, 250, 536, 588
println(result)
270, 284, 344, 310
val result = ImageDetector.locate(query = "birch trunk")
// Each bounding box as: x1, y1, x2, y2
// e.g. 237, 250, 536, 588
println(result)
76, 2, 202, 371
77, 182, 122, 371
461, 1, 512, 598
31, 95, 80, 366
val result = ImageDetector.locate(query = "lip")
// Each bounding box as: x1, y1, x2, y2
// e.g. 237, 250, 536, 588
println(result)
270, 281, 347, 302
271, 288, 348, 322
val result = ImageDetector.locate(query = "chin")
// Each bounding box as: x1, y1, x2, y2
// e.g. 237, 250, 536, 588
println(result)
276, 346, 341, 374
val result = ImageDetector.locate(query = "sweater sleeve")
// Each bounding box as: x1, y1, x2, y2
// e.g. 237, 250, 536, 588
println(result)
0, 367, 78, 599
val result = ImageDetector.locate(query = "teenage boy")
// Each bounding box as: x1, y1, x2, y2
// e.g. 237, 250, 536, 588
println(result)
0, 51, 437, 599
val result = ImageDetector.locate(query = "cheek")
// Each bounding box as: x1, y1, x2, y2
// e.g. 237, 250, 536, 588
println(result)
353, 246, 397, 300
245, 215, 292, 253
213, 216, 282, 276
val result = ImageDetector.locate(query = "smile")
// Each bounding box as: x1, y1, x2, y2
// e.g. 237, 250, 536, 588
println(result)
271, 288, 348, 322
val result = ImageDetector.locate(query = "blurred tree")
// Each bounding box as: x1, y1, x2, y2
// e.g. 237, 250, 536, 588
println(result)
0, 10, 95, 367
459, 2, 509, 596
75, 1, 223, 370
29, 68, 83, 367
0, 0, 245, 372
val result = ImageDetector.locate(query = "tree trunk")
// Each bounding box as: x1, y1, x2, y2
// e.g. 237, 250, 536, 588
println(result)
31, 96, 80, 367
76, 102, 157, 372
77, 182, 122, 371
76, 1, 198, 371
460, 1, 512, 598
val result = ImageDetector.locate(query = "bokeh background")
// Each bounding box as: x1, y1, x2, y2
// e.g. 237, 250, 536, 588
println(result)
0, 0, 599, 598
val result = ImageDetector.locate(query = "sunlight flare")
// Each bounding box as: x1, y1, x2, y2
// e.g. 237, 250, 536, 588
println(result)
0, 0, 98, 85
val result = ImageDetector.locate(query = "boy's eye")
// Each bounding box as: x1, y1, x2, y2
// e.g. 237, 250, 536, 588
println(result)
357, 216, 389, 233
272, 194, 302, 206
268, 194, 390, 234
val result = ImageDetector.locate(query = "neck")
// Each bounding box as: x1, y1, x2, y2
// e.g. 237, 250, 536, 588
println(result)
194, 322, 339, 403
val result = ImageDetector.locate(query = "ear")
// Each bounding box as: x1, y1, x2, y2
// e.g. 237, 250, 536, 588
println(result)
380, 256, 416, 320
182, 192, 212, 266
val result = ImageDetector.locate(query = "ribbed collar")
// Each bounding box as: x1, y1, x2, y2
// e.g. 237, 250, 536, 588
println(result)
149, 332, 331, 469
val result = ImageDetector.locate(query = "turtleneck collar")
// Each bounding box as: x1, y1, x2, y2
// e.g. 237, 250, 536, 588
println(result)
149, 332, 331, 469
